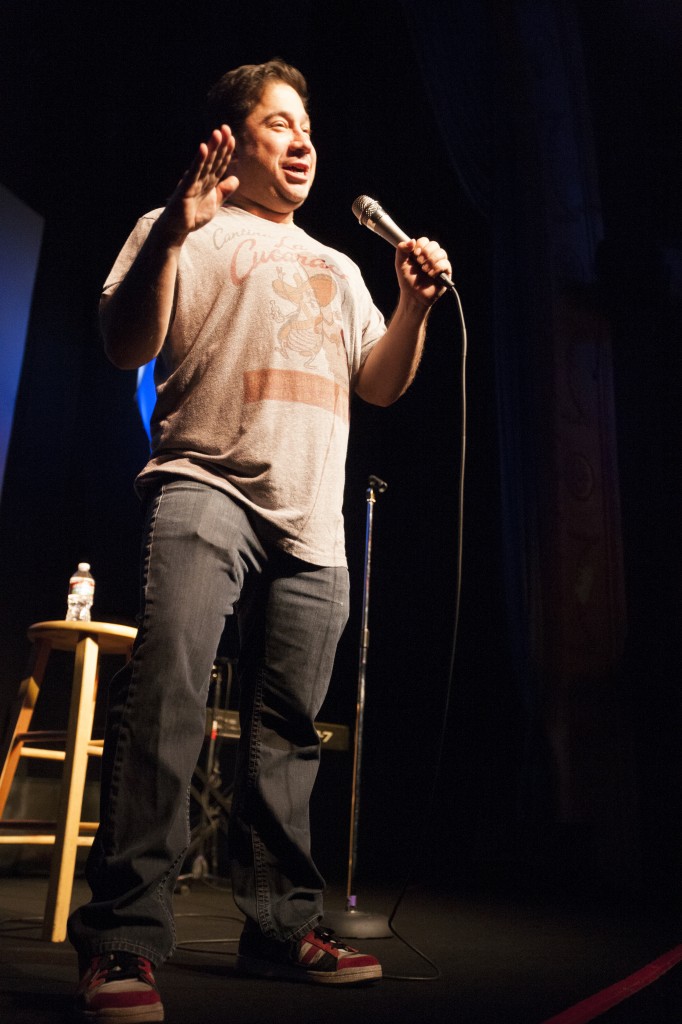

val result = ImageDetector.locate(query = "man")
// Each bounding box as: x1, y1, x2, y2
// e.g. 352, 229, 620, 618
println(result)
68, 60, 451, 1022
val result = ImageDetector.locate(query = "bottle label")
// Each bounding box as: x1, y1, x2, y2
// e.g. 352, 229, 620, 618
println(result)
70, 580, 95, 597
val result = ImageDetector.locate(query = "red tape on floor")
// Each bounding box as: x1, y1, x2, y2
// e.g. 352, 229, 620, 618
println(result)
540, 944, 682, 1024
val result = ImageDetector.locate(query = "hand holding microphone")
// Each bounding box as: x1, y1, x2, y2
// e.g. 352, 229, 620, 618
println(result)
352, 195, 455, 295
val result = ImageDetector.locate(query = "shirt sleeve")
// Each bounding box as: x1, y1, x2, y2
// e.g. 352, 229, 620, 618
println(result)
101, 211, 161, 299
354, 269, 386, 379
360, 293, 386, 362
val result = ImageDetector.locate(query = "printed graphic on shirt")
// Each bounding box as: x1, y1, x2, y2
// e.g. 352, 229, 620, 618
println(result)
271, 266, 346, 372
243, 368, 349, 422
213, 219, 352, 420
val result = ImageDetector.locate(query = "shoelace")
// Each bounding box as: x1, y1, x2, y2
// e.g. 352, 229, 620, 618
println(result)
97, 952, 148, 982
310, 927, 353, 951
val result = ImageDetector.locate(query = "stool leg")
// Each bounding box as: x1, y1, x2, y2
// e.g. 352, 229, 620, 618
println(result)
0, 639, 52, 818
42, 634, 99, 942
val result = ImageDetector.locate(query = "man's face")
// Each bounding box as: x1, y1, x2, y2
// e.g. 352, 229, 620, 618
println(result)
229, 80, 316, 222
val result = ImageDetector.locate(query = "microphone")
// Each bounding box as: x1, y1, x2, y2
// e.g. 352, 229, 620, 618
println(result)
351, 195, 455, 292
368, 474, 388, 494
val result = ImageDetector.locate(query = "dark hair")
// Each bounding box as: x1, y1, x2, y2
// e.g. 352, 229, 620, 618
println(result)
205, 59, 309, 136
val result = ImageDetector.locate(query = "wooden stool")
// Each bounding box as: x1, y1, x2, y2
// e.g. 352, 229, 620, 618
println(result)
0, 620, 137, 941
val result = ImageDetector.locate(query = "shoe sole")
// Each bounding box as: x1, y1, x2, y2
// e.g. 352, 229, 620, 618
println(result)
235, 953, 382, 985
80, 1006, 164, 1022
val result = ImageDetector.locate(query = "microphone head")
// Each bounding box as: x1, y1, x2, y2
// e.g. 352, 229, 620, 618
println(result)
352, 195, 382, 228
352, 193, 454, 289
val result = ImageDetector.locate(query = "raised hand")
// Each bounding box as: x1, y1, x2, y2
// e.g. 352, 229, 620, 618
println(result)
159, 125, 240, 242
101, 125, 240, 368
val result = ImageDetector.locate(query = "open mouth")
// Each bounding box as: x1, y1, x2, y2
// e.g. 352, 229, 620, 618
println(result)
282, 162, 310, 180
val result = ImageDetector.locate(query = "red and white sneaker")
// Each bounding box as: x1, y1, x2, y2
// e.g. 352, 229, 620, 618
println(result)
236, 925, 382, 985
75, 951, 164, 1021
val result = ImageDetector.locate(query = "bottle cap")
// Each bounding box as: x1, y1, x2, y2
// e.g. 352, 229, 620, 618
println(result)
77, 562, 91, 571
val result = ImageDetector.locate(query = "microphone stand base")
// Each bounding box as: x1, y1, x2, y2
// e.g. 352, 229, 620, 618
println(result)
322, 907, 392, 939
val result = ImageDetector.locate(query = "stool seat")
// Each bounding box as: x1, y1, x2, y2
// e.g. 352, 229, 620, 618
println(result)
0, 619, 137, 942
28, 620, 137, 653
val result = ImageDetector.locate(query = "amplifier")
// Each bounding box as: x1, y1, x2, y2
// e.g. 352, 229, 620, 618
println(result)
206, 709, 350, 752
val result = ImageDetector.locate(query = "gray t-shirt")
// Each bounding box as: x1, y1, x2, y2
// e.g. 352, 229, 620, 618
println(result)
102, 204, 386, 566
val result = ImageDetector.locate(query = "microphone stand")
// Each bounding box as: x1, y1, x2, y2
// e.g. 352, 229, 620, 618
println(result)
177, 658, 233, 891
324, 475, 392, 939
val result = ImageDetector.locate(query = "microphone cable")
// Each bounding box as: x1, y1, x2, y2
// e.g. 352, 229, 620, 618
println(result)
382, 281, 466, 981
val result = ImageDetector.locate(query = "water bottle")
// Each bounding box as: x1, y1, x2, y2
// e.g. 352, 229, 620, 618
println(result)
66, 562, 95, 622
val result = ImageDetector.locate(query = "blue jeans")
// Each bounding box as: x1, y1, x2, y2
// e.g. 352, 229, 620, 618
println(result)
68, 479, 349, 965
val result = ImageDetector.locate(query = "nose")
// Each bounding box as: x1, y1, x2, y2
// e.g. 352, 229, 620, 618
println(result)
290, 126, 312, 152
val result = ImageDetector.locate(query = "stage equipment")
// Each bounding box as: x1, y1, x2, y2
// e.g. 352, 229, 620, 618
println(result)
179, 657, 235, 884
0, 620, 137, 942
324, 475, 392, 939
180, 659, 351, 887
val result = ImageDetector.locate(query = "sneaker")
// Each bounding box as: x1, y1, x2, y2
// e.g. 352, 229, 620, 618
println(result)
75, 951, 164, 1021
236, 925, 382, 985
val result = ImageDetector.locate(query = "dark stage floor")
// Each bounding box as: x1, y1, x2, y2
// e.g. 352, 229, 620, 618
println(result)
0, 874, 680, 1023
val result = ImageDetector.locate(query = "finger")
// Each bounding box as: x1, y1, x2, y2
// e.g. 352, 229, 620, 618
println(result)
413, 238, 442, 262
217, 174, 240, 200
212, 127, 236, 182
181, 140, 210, 184
199, 129, 226, 178
208, 125, 234, 161
197, 126, 234, 184
412, 237, 450, 277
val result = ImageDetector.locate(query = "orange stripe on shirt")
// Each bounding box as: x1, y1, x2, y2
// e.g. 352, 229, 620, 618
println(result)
243, 369, 349, 421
